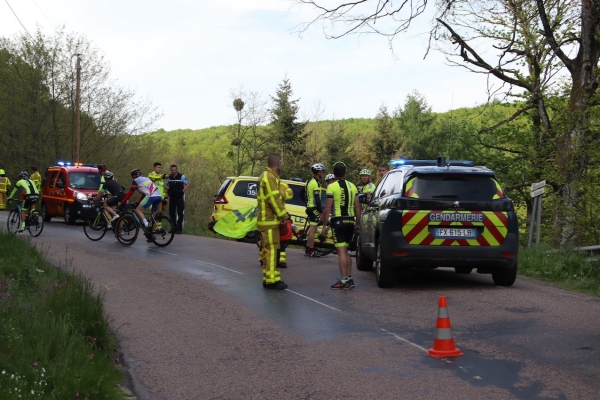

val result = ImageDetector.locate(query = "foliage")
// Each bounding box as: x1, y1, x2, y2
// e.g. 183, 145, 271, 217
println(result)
0, 233, 125, 398
519, 245, 600, 297
269, 78, 309, 178
0, 27, 160, 180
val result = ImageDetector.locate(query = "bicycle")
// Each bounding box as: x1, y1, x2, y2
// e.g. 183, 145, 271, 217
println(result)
83, 196, 122, 241
6, 198, 44, 237
114, 204, 174, 247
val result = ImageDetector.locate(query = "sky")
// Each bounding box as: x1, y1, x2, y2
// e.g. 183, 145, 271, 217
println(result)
0, 0, 496, 131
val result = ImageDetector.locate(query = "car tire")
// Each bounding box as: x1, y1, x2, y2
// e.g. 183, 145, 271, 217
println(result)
42, 203, 52, 222
236, 230, 257, 244
375, 241, 395, 288
455, 266, 473, 274
63, 205, 76, 225
492, 263, 518, 286
356, 234, 373, 271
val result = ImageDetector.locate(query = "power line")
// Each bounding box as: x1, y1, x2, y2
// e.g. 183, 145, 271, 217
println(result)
32, 0, 55, 31
4, 0, 35, 40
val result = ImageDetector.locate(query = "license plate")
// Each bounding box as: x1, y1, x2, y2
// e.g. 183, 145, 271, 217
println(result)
436, 228, 476, 238
82, 204, 91, 208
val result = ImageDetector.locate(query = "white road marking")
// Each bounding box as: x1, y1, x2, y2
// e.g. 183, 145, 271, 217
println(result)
285, 289, 342, 312
195, 260, 244, 275
380, 328, 429, 352
148, 248, 178, 256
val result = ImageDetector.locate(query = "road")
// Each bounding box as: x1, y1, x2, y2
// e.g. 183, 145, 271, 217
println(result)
2, 212, 599, 399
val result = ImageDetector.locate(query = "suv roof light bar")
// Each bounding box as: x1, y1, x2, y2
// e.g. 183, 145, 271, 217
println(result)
390, 159, 474, 168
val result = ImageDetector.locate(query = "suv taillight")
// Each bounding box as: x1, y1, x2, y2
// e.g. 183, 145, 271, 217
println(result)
214, 195, 228, 204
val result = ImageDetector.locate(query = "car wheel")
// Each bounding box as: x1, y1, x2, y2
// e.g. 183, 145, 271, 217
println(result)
42, 203, 52, 222
455, 266, 473, 274
492, 263, 518, 286
356, 234, 373, 271
236, 230, 257, 244
375, 241, 395, 288
63, 205, 76, 225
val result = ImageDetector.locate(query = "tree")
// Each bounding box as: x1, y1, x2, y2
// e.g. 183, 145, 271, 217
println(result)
269, 78, 308, 177
296, 0, 600, 245
0, 27, 161, 174
370, 105, 397, 164
394, 91, 436, 159
228, 89, 271, 176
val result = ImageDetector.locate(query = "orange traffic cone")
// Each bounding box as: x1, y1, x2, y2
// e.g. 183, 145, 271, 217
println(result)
428, 296, 463, 358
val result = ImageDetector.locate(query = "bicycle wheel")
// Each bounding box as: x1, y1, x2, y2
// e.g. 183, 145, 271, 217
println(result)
7, 209, 20, 233
83, 211, 107, 241
115, 213, 139, 246
150, 215, 174, 247
27, 210, 44, 237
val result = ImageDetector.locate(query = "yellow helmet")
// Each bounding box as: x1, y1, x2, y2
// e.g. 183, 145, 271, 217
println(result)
0, 169, 5, 175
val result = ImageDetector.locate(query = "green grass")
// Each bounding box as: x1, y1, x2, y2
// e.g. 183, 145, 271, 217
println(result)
0, 232, 125, 399
519, 245, 600, 296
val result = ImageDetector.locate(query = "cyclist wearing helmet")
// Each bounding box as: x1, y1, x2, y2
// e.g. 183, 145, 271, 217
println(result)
358, 168, 376, 203
8, 171, 40, 233
96, 163, 108, 192
325, 174, 336, 186
122, 168, 163, 232
89, 171, 125, 223
305, 163, 326, 257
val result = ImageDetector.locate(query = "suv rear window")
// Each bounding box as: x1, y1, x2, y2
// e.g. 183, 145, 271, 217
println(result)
69, 172, 101, 190
407, 174, 498, 201
232, 180, 258, 199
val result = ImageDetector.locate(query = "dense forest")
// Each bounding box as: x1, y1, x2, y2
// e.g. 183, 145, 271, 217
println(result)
2, 0, 600, 247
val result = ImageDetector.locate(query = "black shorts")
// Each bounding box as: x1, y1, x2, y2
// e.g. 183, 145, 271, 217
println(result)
331, 217, 355, 247
306, 207, 321, 225
24, 195, 39, 208
106, 192, 125, 207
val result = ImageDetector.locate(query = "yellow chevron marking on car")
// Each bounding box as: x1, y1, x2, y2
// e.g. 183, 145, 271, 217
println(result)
401, 210, 508, 246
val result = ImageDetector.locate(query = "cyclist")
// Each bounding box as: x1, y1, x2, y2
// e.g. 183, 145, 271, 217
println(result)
89, 171, 125, 227
278, 179, 294, 268
325, 173, 336, 186
148, 162, 168, 215
320, 162, 361, 290
122, 169, 163, 239
305, 163, 326, 257
7, 171, 40, 233
358, 168, 376, 204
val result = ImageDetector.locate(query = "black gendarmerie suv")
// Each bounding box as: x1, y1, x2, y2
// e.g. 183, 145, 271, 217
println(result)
356, 157, 519, 288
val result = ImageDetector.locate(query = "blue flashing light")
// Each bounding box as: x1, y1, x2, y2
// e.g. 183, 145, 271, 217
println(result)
390, 159, 474, 168
57, 161, 65, 166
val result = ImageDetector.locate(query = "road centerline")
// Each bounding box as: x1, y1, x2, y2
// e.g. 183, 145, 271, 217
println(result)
380, 328, 428, 352
148, 248, 178, 256
285, 289, 342, 312
195, 260, 244, 274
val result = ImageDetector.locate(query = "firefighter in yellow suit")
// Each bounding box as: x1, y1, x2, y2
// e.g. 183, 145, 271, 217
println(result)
278, 180, 294, 268
0, 169, 11, 210
257, 154, 289, 290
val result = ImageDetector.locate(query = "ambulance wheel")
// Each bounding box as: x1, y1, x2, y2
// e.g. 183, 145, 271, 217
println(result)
42, 203, 52, 222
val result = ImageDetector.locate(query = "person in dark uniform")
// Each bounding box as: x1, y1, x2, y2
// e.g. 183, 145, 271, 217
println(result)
165, 164, 190, 234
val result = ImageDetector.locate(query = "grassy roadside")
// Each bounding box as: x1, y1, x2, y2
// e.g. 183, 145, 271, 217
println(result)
0, 232, 126, 399
518, 245, 600, 297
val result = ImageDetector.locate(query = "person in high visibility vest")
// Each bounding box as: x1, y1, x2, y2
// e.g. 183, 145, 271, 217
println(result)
257, 154, 289, 290
148, 162, 168, 215
278, 180, 294, 268
30, 166, 41, 191
358, 168, 376, 206
0, 169, 11, 210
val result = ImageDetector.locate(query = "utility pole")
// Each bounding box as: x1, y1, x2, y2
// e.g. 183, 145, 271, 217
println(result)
74, 54, 82, 163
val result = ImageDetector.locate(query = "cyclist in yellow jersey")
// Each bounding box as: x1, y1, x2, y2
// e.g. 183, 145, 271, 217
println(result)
148, 162, 168, 215
320, 162, 361, 290
305, 163, 326, 257
278, 180, 294, 268
8, 171, 40, 233
358, 168, 376, 204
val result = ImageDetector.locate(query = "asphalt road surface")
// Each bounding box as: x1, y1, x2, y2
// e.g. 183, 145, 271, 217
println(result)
2, 212, 599, 400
